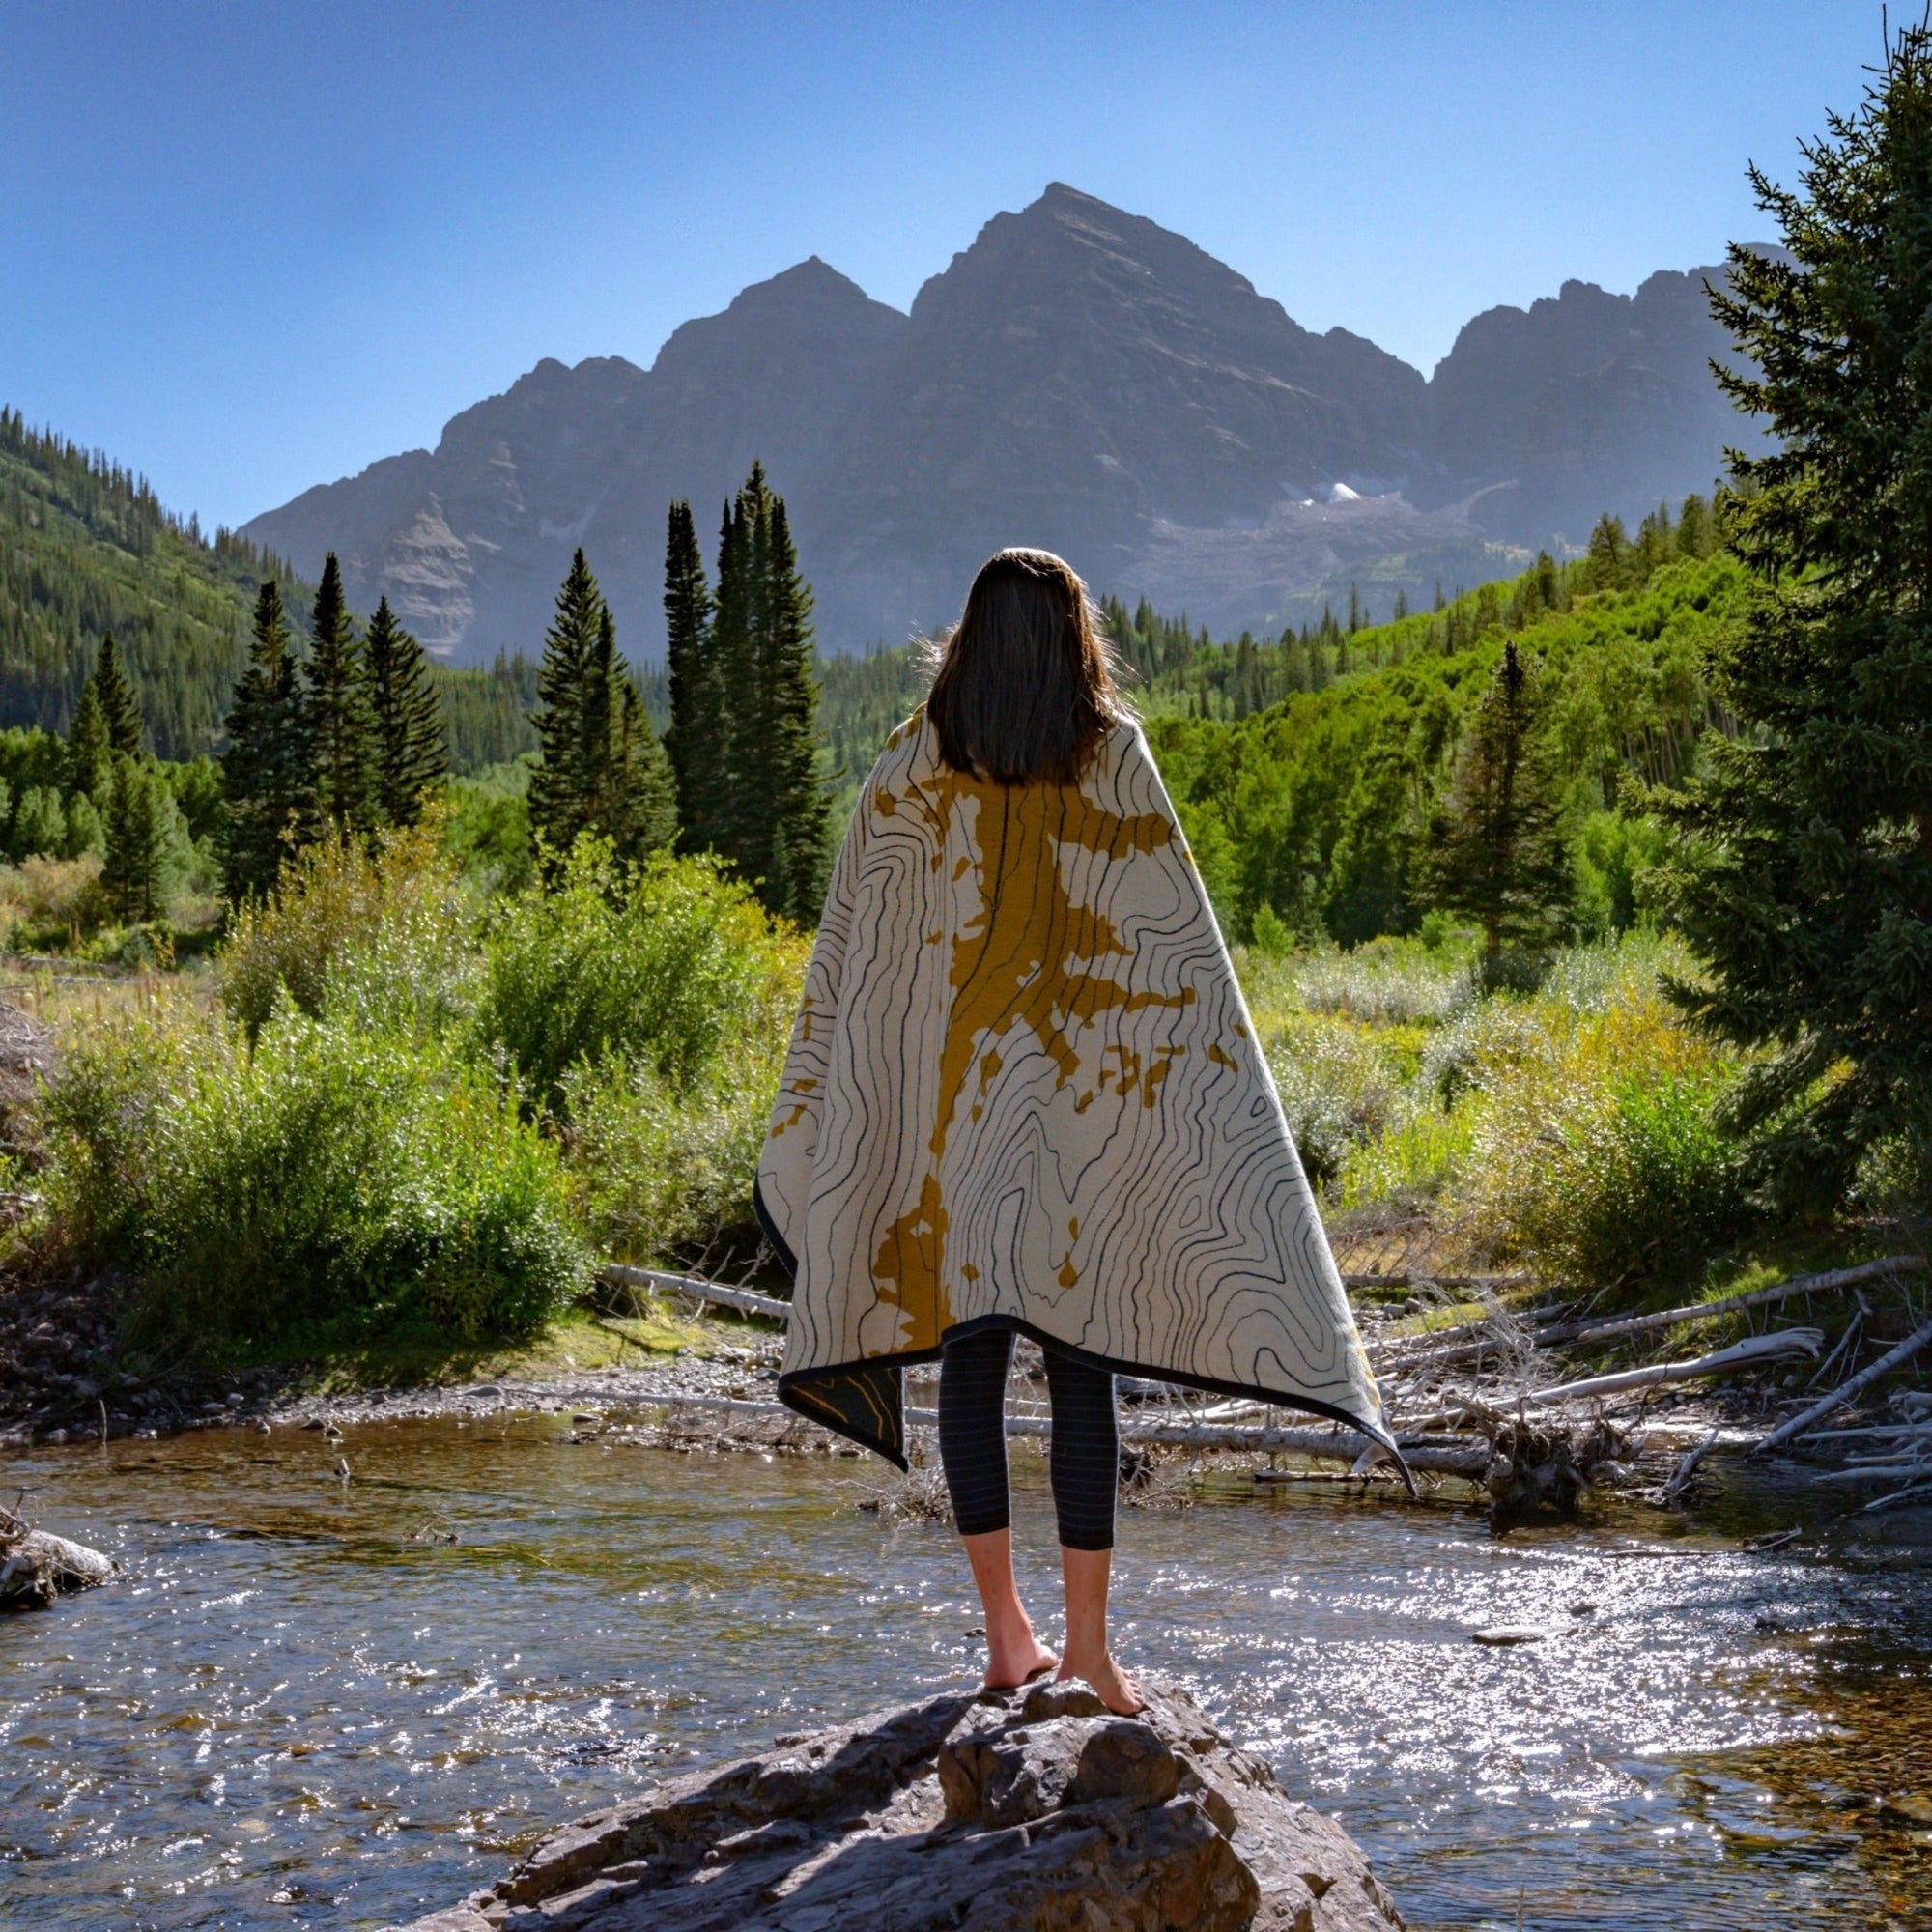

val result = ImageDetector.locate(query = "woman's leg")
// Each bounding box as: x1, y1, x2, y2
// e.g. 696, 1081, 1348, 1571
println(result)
1043, 1347, 1142, 1715
938, 1328, 1055, 1689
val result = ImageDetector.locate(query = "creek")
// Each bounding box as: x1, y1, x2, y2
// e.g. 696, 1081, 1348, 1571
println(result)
1, 1417, 1929, 1930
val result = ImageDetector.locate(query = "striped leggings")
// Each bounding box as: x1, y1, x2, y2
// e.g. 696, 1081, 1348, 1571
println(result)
937, 1327, 1119, 1551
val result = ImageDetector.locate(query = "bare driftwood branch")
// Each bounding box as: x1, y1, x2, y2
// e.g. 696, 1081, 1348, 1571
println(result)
1861, 1480, 1932, 1514
1662, 1425, 1721, 1502
1535, 1257, 1924, 1350
1802, 1419, 1932, 1443
1343, 1272, 1533, 1293
1806, 1311, 1864, 1390
644, 1390, 1459, 1469
1809, 1460, 1932, 1484
1525, 1328, 1821, 1406
601, 1264, 791, 1322
1756, 1316, 1932, 1457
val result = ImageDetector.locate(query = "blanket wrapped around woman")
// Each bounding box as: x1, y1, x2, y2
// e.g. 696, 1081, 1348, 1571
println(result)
755, 706, 1390, 1469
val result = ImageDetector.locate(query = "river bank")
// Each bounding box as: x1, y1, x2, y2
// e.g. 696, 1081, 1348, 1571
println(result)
0, 1265, 797, 1448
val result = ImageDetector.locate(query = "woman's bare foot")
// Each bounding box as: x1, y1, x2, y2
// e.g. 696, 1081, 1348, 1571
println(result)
1056, 1545, 1142, 1713
983, 1632, 1059, 1690
1055, 1650, 1144, 1716
960, 1529, 1059, 1690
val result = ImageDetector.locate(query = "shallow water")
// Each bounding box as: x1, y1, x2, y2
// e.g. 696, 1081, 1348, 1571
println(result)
1, 1418, 1929, 1931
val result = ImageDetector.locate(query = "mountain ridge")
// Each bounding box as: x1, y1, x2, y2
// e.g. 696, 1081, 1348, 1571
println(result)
241, 184, 1768, 661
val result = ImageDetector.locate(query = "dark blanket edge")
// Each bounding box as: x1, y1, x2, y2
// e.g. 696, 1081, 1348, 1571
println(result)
778, 1311, 1411, 1493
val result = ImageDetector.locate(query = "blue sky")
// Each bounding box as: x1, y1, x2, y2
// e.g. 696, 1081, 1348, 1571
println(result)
0, 1, 1882, 530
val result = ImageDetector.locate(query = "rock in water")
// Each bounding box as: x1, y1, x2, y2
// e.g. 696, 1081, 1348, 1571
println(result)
0, 1502, 114, 1611
395, 1676, 1402, 1931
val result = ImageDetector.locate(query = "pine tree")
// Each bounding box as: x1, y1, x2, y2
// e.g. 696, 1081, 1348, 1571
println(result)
66, 679, 112, 804
1584, 514, 1630, 592
101, 753, 185, 923
611, 676, 679, 860
364, 595, 448, 826
526, 551, 678, 871
86, 633, 143, 757
1281, 631, 1311, 695
305, 554, 375, 835
527, 549, 607, 863
582, 604, 618, 830
1660, 24, 1932, 1196
1675, 494, 1713, 559
1424, 640, 1571, 971
756, 497, 828, 919
658, 465, 825, 911
1233, 633, 1261, 719
707, 492, 757, 869
221, 581, 317, 901
664, 499, 721, 847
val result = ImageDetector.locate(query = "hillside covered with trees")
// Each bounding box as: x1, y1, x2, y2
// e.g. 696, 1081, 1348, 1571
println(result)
0, 411, 542, 774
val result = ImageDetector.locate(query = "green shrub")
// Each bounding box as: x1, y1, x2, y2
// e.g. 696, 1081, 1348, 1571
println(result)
442, 761, 535, 895
476, 838, 806, 1117
1445, 957, 1752, 1293
0, 853, 111, 946
1572, 810, 1668, 939
41, 1002, 587, 1348
13, 785, 67, 861
1249, 903, 1293, 958
1257, 938, 1478, 1028
565, 1043, 784, 1265
1261, 1009, 1412, 1192
219, 821, 476, 1042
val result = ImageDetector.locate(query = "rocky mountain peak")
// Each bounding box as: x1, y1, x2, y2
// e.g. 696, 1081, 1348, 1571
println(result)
240, 185, 1767, 662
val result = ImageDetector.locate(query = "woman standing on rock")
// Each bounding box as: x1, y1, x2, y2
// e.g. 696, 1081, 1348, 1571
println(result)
756, 549, 1389, 1717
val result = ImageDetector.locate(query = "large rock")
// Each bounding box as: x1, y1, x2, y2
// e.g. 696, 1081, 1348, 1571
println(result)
395, 1676, 1402, 1931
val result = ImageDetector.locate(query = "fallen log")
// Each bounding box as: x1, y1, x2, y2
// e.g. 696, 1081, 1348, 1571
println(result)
1802, 1419, 1932, 1443
1352, 1275, 1530, 1291
1535, 1257, 1924, 1350
1756, 1315, 1932, 1457
1809, 1460, 1932, 1484
600, 1264, 791, 1322
919, 1405, 1488, 1473
1525, 1328, 1821, 1406
1374, 1332, 1523, 1378
640, 1393, 1489, 1476
1862, 1480, 1932, 1515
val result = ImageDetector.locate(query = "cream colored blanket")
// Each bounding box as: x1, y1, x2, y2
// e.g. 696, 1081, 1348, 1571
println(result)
756, 709, 1387, 1467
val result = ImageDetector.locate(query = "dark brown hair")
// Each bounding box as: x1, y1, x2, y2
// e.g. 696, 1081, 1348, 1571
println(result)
925, 549, 1124, 783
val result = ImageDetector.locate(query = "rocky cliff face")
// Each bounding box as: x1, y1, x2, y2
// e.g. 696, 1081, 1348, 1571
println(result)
1424, 265, 1773, 545
242, 185, 1762, 662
